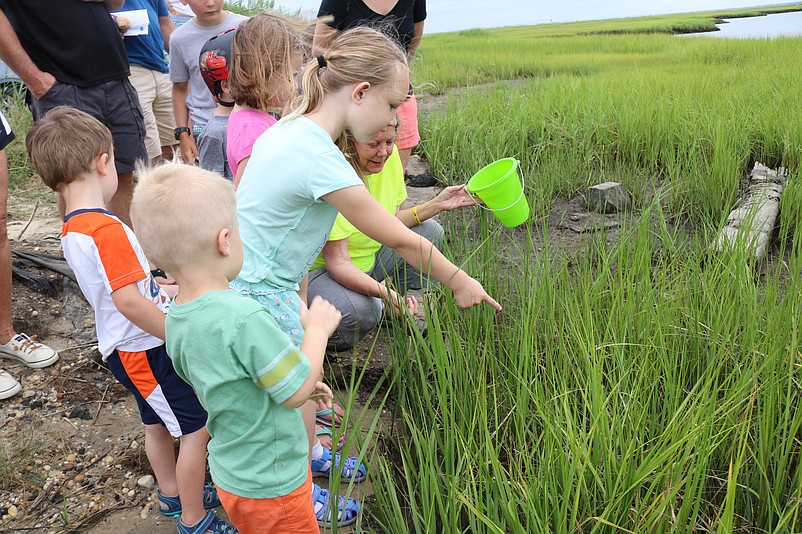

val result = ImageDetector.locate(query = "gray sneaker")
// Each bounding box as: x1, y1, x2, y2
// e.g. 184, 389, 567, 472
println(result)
0, 369, 21, 400
0, 333, 59, 368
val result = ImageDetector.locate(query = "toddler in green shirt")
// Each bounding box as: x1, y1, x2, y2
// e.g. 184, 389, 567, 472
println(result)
131, 164, 345, 532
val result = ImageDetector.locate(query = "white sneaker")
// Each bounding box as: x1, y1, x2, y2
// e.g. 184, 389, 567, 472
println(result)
0, 369, 21, 400
0, 333, 59, 369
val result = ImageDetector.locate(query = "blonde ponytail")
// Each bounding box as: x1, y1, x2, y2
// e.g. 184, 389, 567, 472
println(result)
287, 26, 408, 120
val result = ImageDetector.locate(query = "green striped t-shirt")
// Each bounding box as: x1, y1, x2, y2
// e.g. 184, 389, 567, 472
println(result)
166, 289, 311, 498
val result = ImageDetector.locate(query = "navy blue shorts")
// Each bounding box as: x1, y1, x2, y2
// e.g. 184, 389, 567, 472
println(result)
106, 345, 206, 437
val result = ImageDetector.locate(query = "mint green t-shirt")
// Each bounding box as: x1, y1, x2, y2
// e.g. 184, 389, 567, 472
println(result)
165, 290, 311, 499
311, 148, 407, 273
236, 116, 364, 289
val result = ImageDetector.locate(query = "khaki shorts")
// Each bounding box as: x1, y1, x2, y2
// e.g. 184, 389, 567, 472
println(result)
129, 65, 176, 159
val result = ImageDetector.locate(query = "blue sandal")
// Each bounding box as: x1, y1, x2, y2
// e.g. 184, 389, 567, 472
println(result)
158, 481, 222, 517
178, 510, 238, 534
311, 447, 367, 483
311, 483, 361, 528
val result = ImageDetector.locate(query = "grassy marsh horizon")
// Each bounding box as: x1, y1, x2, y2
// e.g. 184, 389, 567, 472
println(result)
365, 9, 802, 534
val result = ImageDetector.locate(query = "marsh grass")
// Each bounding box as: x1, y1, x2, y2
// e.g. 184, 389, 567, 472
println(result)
370, 203, 802, 531
2, 92, 34, 191
0, 436, 43, 491
371, 23, 802, 530
418, 35, 802, 227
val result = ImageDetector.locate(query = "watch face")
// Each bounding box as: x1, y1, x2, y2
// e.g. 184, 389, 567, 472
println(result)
174, 127, 189, 140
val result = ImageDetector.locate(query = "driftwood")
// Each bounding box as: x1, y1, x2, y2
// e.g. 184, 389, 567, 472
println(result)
11, 249, 76, 282
714, 162, 788, 260
11, 265, 57, 296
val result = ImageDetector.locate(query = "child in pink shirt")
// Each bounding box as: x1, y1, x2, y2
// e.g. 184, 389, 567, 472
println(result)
226, 13, 303, 186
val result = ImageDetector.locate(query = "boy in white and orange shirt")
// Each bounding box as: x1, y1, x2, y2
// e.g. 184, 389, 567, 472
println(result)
26, 106, 236, 534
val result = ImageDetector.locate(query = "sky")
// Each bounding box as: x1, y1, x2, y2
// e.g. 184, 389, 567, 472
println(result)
272, 1, 801, 34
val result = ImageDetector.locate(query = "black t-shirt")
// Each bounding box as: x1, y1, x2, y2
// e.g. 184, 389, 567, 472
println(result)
317, 0, 426, 53
0, 0, 129, 87
0, 111, 14, 152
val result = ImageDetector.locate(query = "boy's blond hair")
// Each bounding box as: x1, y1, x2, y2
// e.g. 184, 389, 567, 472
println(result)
229, 12, 305, 112
25, 106, 113, 191
131, 164, 237, 269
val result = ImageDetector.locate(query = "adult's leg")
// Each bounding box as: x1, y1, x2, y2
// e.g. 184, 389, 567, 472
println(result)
396, 94, 420, 176
398, 147, 412, 175
0, 149, 58, 368
153, 71, 178, 164
371, 218, 445, 292
107, 171, 135, 228
100, 79, 148, 227
0, 149, 14, 343
128, 65, 161, 162
307, 267, 384, 351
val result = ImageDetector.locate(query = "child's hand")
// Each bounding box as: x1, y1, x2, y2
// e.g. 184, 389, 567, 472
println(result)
450, 272, 502, 311
151, 269, 178, 299
301, 296, 342, 338
311, 381, 333, 411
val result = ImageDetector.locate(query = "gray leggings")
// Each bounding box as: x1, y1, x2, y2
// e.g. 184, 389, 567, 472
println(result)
307, 219, 445, 350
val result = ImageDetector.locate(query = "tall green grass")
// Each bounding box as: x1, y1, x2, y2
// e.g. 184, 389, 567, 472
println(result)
2, 91, 34, 190
368, 23, 802, 534
371, 205, 802, 532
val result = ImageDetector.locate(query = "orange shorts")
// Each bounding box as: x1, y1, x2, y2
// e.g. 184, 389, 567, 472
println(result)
396, 93, 420, 150
216, 471, 319, 534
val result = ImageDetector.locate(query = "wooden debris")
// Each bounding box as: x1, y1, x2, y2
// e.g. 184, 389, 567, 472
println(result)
12, 249, 76, 282
714, 162, 788, 260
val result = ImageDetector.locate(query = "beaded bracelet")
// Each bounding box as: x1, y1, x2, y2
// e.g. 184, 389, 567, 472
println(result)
412, 205, 422, 225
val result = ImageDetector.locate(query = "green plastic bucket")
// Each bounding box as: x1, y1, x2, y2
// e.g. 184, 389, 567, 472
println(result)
466, 158, 530, 228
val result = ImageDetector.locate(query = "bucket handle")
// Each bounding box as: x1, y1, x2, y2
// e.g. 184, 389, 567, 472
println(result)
467, 161, 525, 213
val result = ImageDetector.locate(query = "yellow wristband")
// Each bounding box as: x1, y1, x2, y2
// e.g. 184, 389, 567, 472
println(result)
412, 205, 422, 225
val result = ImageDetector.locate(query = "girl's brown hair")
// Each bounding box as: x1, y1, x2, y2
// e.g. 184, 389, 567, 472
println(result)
228, 12, 305, 112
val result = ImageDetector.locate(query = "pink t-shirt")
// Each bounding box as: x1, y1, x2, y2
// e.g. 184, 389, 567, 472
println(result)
226, 108, 277, 178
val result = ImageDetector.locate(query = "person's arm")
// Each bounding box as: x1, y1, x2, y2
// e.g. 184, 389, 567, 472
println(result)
322, 238, 408, 315
111, 283, 166, 340
297, 272, 308, 307
323, 186, 501, 310
0, 11, 55, 99
311, 20, 340, 56
232, 156, 249, 188
408, 20, 424, 62
171, 82, 198, 164
396, 184, 474, 227
281, 296, 341, 408
158, 15, 175, 52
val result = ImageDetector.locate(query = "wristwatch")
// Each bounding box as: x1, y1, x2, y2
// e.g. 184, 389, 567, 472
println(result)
173, 127, 191, 140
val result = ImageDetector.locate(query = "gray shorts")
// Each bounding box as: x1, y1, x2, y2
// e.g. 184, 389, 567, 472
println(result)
29, 79, 148, 174
307, 218, 445, 350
